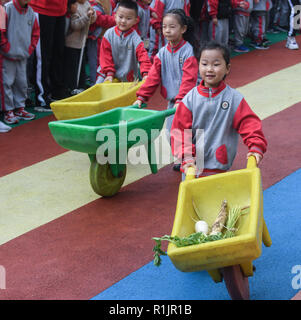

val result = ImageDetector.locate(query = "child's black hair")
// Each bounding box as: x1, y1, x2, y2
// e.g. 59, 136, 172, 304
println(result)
199, 41, 231, 65
67, 0, 77, 8
163, 9, 199, 58
117, 0, 138, 16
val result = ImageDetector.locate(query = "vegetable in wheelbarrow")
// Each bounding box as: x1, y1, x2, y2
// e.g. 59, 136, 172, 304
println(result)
152, 200, 249, 267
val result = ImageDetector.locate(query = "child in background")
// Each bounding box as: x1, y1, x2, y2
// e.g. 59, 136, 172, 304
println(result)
64, 0, 97, 95
232, 0, 253, 52
96, 0, 152, 83
249, 0, 270, 49
171, 41, 267, 177
0, 0, 39, 125
206, 0, 249, 47
149, 0, 191, 61
87, 0, 116, 84
0, 1, 11, 132
136, 0, 158, 49
134, 9, 199, 170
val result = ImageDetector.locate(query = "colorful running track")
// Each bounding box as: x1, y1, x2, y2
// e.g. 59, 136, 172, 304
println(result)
0, 35, 301, 301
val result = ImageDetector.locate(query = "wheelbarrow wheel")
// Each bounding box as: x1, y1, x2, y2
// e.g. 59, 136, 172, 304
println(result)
89, 161, 127, 197
221, 265, 250, 300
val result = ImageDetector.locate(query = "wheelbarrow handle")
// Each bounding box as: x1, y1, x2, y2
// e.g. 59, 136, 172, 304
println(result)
185, 166, 196, 181
247, 155, 257, 169
160, 107, 176, 118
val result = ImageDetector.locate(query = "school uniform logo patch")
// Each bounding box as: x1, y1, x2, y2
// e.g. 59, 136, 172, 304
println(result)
221, 101, 229, 110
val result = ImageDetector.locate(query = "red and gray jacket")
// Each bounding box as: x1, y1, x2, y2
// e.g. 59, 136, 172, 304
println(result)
0, 0, 40, 60
171, 80, 267, 172
151, 0, 191, 30
29, 0, 67, 17
97, 26, 152, 82
136, 39, 198, 103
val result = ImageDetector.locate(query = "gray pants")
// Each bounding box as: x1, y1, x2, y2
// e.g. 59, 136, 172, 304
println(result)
0, 58, 27, 112
165, 100, 175, 143
250, 11, 267, 43
208, 19, 229, 46
233, 14, 250, 47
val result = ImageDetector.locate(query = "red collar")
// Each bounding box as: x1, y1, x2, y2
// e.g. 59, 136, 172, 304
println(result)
167, 39, 186, 53
197, 80, 226, 98
13, 0, 28, 14
114, 26, 135, 38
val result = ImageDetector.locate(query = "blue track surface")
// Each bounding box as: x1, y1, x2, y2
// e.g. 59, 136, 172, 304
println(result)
92, 169, 301, 300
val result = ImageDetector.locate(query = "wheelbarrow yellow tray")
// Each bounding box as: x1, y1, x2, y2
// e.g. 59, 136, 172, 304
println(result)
48, 105, 175, 197
167, 157, 272, 299
50, 81, 143, 120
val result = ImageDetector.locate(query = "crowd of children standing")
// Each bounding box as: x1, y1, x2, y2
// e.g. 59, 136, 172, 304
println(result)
0, 0, 299, 134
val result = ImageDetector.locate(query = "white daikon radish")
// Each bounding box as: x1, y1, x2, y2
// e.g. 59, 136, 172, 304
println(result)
195, 220, 209, 235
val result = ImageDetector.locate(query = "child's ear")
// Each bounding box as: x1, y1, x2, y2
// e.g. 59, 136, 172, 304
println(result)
226, 63, 231, 75
181, 25, 187, 35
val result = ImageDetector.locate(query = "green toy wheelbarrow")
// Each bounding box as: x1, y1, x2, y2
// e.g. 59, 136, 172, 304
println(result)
48, 105, 175, 197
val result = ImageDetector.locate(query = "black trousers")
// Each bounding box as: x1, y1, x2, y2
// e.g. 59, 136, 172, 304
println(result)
35, 14, 66, 106
63, 46, 87, 92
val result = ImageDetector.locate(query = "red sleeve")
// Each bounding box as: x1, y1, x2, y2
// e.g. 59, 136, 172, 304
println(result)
98, 36, 115, 77
28, 17, 40, 56
93, 11, 116, 28
170, 101, 196, 163
135, 41, 152, 76
175, 56, 198, 102
233, 98, 267, 156
136, 55, 161, 101
0, 10, 9, 53
184, 0, 191, 16
207, 0, 218, 18
151, 0, 164, 29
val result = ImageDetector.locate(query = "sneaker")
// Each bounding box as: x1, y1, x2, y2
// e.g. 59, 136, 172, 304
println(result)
0, 120, 12, 133
173, 164, 181, 172
262, 38, 271, 45
234, 45, 250, 53
286, 36, 299, 50
70, 88, 85, 96
250, 41, 269, 50
34, 105, 53, 113
3, 111, 19, 124
14, 107, 35, 120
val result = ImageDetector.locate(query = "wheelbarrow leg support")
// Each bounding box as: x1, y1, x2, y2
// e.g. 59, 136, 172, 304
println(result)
207, 269, 223, 283
222, 265, 250, 300
262, 218, 272, 247
147, 141, 158, 174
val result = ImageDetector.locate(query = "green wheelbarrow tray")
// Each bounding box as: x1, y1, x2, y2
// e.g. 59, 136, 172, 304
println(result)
48, 105, 175, 196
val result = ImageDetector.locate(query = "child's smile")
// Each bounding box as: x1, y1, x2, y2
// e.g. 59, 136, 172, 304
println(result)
199, 49, 230, 88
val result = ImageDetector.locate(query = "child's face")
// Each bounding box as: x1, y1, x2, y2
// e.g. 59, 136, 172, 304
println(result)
162, 14, 186, 45
18, 0, 31, 7
115, 6, 138, 32
199, 49, 230, 88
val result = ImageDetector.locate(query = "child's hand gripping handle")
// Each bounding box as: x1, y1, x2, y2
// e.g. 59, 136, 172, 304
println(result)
185, 166, 196, 181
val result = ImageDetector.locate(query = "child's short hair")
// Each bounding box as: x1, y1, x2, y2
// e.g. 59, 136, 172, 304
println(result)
117, 0, 138, 16
199, 41, 231, 65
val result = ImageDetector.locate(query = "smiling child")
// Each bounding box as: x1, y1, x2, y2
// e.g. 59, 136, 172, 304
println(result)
171, 41, 267, 177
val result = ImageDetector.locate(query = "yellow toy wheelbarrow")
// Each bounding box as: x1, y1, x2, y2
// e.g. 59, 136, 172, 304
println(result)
50, 81, 143, 120
166, 156, 272, 300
